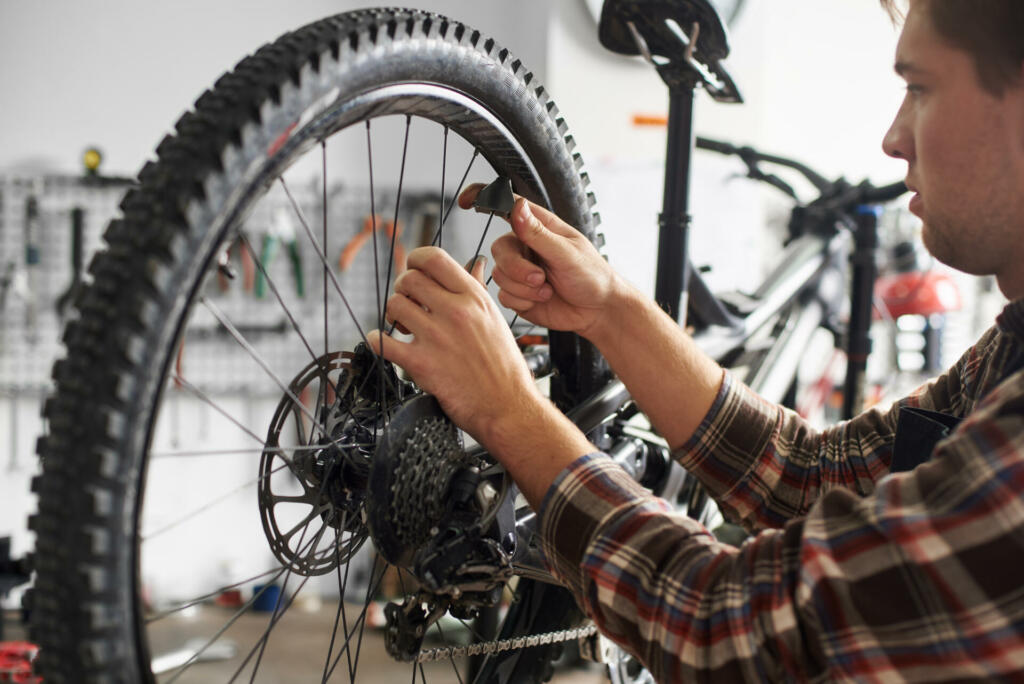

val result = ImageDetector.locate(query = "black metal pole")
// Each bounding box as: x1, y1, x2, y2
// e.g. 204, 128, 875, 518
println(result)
843, 206, 880, 419
654, 88, 696, 325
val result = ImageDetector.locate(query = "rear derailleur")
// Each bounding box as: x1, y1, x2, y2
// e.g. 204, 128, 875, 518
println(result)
367, 394, 517, 661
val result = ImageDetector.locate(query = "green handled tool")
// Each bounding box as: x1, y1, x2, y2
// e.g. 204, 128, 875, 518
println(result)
253, 208, 304, 298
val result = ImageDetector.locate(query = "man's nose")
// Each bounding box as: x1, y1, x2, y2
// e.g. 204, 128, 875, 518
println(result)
882, 108, 912, 161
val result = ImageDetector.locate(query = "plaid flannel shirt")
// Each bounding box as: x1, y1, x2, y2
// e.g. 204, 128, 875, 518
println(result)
539, 300, 1024, 682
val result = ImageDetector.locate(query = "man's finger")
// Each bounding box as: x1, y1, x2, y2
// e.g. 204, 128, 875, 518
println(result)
367, 329, 413, 367
497, 289, 537, 314
384, 292, 431, 334
458, 183, 486, 209
394, 268, 452, 312
492, 265, 552, 303
406, 246, 476, 293
492, 234, 547, 288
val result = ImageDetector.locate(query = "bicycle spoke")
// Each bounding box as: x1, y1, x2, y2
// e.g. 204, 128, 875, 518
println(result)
349, 554, 384, 680
335, 535, 356, 681
233, 572, 315, 683
323, 141, 329, 361
436, 621, 466, 684
431, 149, 480, 246
238, 231, 342, 398
322, 558, 389, 681
162, 529, 324, 683
456, 617, 490, 644
146, 566, 284, 624
227, 480, 333, 684
471, 213, 496, 265
149, 444, 336, 459
278, 176, 404, 407
515, 324, 540, 342
383, 115, 411, 315
170, 372, 265, 445
438, 125, 449, 249
247, 520, 330, 681
364, 120, 393, 447
200, 297, 335, 444
321, 522, 351, 683
278, 178, 371, 348
366, 121, 384, 333
141, 458, 293, 541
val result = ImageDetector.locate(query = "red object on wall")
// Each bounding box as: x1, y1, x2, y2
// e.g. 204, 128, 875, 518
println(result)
0, 641, 41, 683
875, 271, 962, 319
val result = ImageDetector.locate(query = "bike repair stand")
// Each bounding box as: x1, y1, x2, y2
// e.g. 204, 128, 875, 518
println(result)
600, 1, 742, 325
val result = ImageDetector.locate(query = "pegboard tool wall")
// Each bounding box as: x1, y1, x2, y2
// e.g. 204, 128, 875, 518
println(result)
0, 174, 130, 394
0, 172, 475, 400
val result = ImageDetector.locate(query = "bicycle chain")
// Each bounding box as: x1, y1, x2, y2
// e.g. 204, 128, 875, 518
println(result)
415, 623, 598, 663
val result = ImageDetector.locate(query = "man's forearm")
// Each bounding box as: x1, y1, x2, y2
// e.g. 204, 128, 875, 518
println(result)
586, 279, 724, 450
478, 388, 596, 509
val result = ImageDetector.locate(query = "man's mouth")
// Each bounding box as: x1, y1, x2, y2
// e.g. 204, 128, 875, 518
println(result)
908, 192, 923, 216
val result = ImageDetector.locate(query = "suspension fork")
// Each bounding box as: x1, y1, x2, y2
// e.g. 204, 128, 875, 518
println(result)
654, 87, 696, 325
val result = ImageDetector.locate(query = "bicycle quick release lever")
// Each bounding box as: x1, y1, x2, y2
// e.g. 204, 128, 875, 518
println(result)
472, 176, 515, 220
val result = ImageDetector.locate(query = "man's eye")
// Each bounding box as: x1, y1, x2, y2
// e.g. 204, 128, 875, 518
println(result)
905, 83, 925, 95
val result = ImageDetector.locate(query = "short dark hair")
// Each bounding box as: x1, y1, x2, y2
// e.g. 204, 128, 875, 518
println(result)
881, 0, 1024, 95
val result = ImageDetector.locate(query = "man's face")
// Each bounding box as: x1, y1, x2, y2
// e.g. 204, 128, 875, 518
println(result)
882, 1, 1024, 298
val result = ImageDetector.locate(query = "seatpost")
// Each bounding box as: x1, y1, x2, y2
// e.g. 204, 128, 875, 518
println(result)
843, 206, 880, 419
654, 88, 696, 325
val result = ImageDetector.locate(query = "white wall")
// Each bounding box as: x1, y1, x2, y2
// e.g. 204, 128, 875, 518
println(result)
0, 0, 550, 175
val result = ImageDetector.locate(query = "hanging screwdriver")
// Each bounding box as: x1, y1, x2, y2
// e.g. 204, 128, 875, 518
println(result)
56, 206, 85, 318
23, 194, 41, 343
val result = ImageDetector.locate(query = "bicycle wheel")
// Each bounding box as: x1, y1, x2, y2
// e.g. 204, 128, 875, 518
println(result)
30, 9, 606, 682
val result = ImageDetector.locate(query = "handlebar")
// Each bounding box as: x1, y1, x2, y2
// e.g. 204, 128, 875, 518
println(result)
695, 136, 906, 211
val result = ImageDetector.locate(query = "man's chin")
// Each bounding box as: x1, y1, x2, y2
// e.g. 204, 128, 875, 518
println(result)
920, 222, 956, 269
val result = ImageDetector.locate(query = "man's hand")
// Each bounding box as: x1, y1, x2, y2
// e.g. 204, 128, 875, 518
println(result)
367, 246, 546, 448
459, 185, 620, 339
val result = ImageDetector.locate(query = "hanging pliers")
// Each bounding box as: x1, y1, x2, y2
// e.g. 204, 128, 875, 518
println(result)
254, 207, 304, 298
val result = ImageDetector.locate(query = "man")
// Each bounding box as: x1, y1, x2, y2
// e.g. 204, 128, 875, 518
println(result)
368, 0, 1024, 680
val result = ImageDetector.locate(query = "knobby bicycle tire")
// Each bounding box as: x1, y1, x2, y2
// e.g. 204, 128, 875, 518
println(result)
30, 8, 608, 683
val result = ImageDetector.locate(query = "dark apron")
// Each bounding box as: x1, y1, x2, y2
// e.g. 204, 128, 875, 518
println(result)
890, 407, 962, 473
889, 344, 1024, 473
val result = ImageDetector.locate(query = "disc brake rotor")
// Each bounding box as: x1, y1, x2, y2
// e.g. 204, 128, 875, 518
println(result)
257, 344, 407, 576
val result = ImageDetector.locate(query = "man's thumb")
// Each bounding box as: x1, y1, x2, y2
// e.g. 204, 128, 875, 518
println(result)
512, 199, 567, 259
465, 255, 488, 283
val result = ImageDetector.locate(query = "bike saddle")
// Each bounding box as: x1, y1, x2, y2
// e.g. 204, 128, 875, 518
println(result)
599, 0, 730, 62
599, 0, 740, 102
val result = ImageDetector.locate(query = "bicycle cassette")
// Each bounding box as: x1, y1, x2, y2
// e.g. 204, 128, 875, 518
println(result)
367, 394, 476, 566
